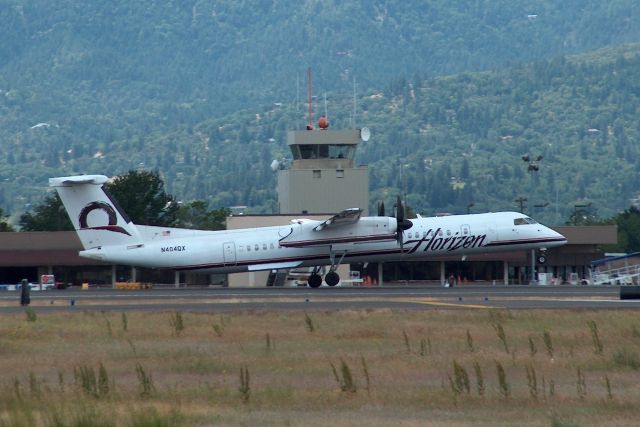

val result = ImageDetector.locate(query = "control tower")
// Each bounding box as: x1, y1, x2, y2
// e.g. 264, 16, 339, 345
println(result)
277, 125, 370, 214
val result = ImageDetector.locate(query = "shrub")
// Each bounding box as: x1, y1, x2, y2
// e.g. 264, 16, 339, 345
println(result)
613, 348, 640, 370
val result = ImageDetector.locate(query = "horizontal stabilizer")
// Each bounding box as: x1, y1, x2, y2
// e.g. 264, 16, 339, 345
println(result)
49, 175, 109, 187
248, 261, 303, 271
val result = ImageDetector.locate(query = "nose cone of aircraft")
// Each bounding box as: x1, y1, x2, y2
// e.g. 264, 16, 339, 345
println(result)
546, 227, 567, 247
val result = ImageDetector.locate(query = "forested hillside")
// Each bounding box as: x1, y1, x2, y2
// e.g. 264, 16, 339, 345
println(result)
5, 43, 640, 226
1, 1, 640, 225
156, 43, 640, 225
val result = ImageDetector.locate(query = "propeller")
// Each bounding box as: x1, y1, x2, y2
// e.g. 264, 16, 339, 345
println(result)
395, 195, 413, 249
377, 201, 385, 216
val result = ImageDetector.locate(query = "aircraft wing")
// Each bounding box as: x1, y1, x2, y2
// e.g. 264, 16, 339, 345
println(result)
313, 208, 362, 231
280, 208, 396, 248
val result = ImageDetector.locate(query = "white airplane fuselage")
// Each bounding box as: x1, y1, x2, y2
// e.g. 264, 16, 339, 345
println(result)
49, 175, 566, 284
78, 211, 565, 274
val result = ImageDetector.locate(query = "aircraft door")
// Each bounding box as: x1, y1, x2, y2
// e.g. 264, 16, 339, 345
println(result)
223, 242, 236, 266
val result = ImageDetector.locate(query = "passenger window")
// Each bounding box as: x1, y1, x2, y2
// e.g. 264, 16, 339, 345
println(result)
270, 243, 275, 249
255, 244, 259, 251
238, 246, 244, 253
247, 245, 251, 252
446, 230, 451, 236
263, 243, 267, 250
438, 230, 443, 236
423, 232, 427, 238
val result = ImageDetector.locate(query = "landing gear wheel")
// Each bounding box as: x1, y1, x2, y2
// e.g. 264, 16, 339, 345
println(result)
308, 274, 322, 288
325, 271, 340, 287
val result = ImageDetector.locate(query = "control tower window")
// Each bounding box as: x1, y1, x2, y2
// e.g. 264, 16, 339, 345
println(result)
329, 145, 354, 159
299, 145, 317, 159
294, 144, 355, 160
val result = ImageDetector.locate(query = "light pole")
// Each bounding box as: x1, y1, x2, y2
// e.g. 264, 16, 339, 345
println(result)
522, 153, 543, 285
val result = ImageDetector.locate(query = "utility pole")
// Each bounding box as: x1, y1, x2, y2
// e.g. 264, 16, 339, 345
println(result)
515, 197, 527, 213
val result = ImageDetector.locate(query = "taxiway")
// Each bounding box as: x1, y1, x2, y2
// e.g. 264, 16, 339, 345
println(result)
0, 285, 638, 314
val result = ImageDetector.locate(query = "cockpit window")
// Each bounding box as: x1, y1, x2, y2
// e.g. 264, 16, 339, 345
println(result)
514, 217, 537, 225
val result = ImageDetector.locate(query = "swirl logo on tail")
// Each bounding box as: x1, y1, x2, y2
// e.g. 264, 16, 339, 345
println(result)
78, 201, 131, 236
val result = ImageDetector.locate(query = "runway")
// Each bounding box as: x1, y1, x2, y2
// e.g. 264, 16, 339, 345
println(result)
1, 285, 639, 313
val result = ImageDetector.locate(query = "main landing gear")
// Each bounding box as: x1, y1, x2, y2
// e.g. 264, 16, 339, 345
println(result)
307, 249, 347, 288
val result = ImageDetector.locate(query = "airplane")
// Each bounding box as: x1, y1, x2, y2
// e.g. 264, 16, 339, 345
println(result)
50, 175, 567, 288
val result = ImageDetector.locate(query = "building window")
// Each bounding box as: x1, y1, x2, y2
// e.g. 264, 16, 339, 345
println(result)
336, 169, 344, 178
313, 170, 321, 179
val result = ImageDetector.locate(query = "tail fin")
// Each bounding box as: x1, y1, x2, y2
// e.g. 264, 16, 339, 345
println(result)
49, 175, 143, 249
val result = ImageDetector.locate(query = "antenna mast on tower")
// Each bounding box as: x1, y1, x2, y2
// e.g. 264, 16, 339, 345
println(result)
352, 76, 357, 128
306, 67, 314, 130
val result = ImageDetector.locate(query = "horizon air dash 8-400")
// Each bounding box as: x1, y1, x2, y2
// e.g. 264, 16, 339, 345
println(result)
50, 175, 567, 287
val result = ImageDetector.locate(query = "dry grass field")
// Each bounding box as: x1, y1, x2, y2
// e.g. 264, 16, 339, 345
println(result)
1, 308, 640, 426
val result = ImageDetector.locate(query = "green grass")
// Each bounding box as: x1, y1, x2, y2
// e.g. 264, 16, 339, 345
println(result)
1, 309, 640, 426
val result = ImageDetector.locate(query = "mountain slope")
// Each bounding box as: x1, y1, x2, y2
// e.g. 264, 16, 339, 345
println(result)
2, 1, 640, 223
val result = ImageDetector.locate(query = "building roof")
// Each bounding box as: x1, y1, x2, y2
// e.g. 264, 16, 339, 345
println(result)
553, 225, 617, 245
0, 231, 103, 266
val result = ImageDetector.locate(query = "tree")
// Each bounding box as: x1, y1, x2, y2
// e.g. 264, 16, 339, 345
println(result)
105, 170, 179, 227
19, 194, 73, 231
609, 207, 640, 253
176, 201, 230, 230
0, 208, 15, 232
20, 170, 179, 231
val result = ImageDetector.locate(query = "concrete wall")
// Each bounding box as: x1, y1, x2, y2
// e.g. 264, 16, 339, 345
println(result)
277, 167, 369, 214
